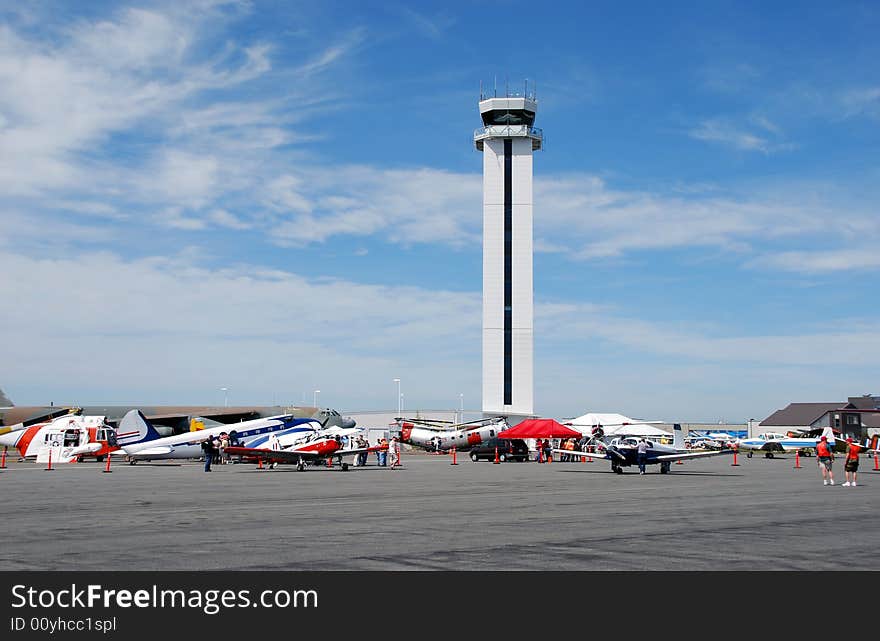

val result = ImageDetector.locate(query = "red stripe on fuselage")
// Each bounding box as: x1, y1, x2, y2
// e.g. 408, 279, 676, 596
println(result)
17, 426, 42, 457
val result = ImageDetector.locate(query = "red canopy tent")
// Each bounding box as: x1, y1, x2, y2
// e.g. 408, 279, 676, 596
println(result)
496, 418, 583, 439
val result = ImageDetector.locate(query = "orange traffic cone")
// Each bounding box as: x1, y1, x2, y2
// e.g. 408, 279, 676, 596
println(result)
731, 447, 740, 466
258, 457, 264, 470
874, 452, 879, 471
45, 450, 54, 471
102, 453, 112, 473
493, 446, 500, 464
450, 447, 458, 465
0, 446, 7, 469
794, 451, 801, 469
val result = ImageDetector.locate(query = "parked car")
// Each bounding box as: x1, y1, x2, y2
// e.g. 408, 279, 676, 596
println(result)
469, 438, 529, 462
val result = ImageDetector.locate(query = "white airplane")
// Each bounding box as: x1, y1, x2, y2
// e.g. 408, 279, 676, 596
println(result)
116, 410, 321, 463
684, 432, 737, 449
734, 426, 836, 458
225, 428, 381, 471
396, 416, 509, 452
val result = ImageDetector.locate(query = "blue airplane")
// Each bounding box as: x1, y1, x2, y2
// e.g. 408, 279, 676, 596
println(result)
554, 424, 732, 474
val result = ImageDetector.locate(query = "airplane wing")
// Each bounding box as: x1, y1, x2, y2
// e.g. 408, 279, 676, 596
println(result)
128, 446, 174, 457
551, 448, 612, 461
225, 445, 382, 463
654, 449, 733, 462
225, 446, 324, 463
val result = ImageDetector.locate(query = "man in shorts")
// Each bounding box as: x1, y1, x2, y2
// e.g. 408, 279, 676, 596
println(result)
816, 435, 834, 486
843, 437, 860, 487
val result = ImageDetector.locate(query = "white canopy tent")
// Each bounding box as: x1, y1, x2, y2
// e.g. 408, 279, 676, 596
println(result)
565, 412, 671, 438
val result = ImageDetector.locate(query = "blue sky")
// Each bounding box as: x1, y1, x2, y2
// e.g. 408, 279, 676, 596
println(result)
2, 1, 879, 422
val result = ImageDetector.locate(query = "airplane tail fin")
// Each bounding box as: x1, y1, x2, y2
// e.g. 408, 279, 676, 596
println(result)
821, 425, 835, 445
190, 416, 225, 431
0, 387, 12, 407
116, 410, 163, 447
673, 423, 685, 449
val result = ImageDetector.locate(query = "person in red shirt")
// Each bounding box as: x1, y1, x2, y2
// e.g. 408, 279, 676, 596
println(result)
816, 435, 835, 486
843, 437, 861, 487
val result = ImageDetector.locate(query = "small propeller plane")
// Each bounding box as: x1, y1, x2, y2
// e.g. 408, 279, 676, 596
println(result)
396, 415, 509, 452
224, 429, 384, 471
556, 424, 733, 474
115, 410, 320, 463
734, 426, 836, 458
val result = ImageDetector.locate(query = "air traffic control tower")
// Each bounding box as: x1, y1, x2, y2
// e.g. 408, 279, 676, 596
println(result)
474, 86, 542, 418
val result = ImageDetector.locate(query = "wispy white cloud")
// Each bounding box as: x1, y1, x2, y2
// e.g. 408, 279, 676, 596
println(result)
293, 28, 365, 78
748, 249, 880, 273
839, 86, 880, 119
689, 118, 790, 153
395, 6, 456, 40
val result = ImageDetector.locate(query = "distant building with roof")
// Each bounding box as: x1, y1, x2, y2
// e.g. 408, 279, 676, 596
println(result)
759, 395, 880, 442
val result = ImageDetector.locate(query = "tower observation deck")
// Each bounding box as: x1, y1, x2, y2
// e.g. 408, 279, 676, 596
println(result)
475, 86, 542, 418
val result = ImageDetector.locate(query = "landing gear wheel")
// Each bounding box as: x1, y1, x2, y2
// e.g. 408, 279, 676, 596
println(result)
499, 453, 507, 462
765, 452, 774, 459
296, 462, 305, 471
747, 452, 753, 459
470, 452, 479, 462
660, 462, 670, 474
612, 464, 623, 474
341, 462, 349, 471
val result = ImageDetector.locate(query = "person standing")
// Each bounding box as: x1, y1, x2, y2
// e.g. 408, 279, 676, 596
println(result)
201, 436, 216, 472
535, 438, 543, 462
218, 432, 229, 464
816, 435, 835, 486
843, 437, 860, 487
389, 436, 400, 468
636, 438, 648, 474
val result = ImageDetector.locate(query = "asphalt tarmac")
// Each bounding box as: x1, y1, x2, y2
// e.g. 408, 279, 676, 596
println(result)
2, 451, 879, 571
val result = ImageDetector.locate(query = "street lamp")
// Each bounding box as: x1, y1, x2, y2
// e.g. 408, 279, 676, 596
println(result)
313, 389, 320, 408
220, 387, 228, 407
393, 378, 401, 416
459, 393, 464, 424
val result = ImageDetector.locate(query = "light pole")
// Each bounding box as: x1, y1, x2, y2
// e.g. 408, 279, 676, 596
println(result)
220, 387, 228, 407
393, 378, 401, 417
313, 389, 320, 408
459, 393, 464, 424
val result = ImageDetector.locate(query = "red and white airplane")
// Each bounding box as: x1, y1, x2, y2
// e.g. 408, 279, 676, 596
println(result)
396, 415, 509, 453
225, 428, 384, 471
0, 413, 119, 463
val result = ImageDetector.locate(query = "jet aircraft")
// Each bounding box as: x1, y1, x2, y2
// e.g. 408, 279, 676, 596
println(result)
396, 416, 509, 452
557, 424, 733, 474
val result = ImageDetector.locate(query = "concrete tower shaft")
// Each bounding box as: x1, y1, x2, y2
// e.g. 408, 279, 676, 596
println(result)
475, 93, 542, 417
